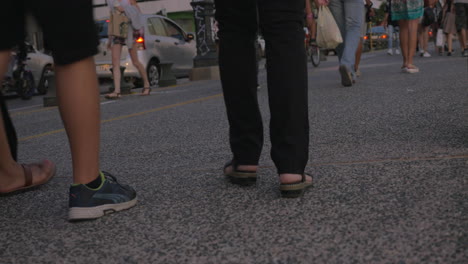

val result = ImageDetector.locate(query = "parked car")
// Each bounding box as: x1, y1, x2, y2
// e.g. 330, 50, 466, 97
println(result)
94, 14, 196, 87
363, 26, 389, 50
1, 42, 53, 96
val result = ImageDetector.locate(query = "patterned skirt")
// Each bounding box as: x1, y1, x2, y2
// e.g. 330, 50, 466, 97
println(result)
391, 0, 424, 21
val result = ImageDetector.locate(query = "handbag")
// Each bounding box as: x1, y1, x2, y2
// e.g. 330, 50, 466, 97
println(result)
108, 10, 129, 38
316, 6, 343, 49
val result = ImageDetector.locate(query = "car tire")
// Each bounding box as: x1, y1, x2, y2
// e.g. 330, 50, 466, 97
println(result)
147, 60, 160, 87
37, 65, 52, 95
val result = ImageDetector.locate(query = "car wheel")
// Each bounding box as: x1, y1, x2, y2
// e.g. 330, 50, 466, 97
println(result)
147, 60, 160, 87
37, 65, 52, 95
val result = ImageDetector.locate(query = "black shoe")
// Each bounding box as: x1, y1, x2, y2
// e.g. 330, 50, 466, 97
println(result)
68, 171, 137, 221
339, 65, 353, 87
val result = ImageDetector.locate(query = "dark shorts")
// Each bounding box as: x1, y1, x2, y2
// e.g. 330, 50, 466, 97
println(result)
455, 3, 468, 31
1, 0, 99, 65
112, 36, 127, 45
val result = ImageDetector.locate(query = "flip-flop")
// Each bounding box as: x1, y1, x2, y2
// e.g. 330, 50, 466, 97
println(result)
223, 160, 257, 186
105, 93, 121, 100
279, 174, 313, 198
0, 160, 56, 194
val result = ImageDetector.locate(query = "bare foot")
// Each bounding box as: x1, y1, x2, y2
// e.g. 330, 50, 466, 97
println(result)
279, 173, 312, 184
0, 160, 56, 193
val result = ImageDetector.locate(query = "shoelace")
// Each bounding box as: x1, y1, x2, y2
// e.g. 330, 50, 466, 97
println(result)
100, 171, 133, 191
101, 171, 119, 184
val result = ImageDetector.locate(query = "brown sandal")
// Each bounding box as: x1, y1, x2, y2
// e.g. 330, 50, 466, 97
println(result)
140, 87, 151, 96
0, 160, 56, 194
105, 92, 121, 99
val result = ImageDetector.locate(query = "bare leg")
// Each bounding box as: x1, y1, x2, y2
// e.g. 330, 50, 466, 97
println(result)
0, 51, 54, 192
418, 23, 424, 53
55, 57, 100, 184
108, 44, 122, 95
129, 47, 150, 94
399, 20, 409, 67
408, 19, 419, 66
459, 29, 467, 51
423, 26, 429, 52
447, 34, 453, 52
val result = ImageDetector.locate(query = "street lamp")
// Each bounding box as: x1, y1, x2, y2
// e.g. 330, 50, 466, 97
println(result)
189, 0, 219, 80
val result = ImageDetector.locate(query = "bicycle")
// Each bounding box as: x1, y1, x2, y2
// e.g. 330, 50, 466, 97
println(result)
307, 39, 321, 67
1, 44, 35, 100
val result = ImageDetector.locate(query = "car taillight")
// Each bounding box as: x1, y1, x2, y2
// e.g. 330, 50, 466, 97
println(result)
364, 36, 368, 40
381, 34, 388, 39
135, 36, 145, 50
106, 20, 110, 23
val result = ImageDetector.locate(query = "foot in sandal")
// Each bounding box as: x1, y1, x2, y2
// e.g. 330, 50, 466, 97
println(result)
223, 160, 258, 186
279, 173, 313, 198
0, 160, 56, 194
104, 92, 121, 99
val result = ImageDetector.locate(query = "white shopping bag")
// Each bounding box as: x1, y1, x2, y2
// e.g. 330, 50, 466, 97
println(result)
435, 28, 444, 47
316, 6, 343, 49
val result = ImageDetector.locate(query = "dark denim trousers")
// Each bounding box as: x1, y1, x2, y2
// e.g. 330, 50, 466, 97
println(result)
215, 0, 309, 174
0, 94, 18, 161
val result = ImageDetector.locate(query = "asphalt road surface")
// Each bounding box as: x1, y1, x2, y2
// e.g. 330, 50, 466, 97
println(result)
1, 46, 467, 263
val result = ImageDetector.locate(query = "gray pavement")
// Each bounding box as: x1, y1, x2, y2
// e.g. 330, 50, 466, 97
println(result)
1, 46, 467, 263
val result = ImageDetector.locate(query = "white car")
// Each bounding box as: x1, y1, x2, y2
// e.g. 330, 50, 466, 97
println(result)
94, 14, 196, 87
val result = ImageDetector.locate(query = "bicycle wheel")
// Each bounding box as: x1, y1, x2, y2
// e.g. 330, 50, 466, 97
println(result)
305, 45, 312, 62
17, 70, 35, 100
311, 45, 320, 67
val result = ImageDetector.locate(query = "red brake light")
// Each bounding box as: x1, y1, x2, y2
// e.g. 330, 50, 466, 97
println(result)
364, 36, 368, 40
136, 37, 144, 43
106, 20, 110, 23
381, 34, 387, 39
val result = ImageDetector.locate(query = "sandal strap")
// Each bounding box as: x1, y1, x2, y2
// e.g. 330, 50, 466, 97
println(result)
224, 159, 256, 174
21, 164, 33, 188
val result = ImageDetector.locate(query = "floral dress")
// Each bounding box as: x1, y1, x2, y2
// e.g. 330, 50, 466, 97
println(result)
391, 0, 424, 20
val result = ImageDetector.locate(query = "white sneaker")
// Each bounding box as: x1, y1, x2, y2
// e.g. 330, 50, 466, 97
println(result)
387, 49, 393, 55
395, 49, 400, 55
423, 51, 431, 57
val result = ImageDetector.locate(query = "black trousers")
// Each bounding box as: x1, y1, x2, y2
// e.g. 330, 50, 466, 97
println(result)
0, 93, 18, 161
215, 0, 309, 174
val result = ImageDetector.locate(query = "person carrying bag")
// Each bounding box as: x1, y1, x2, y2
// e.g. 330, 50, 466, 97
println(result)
316, 5, 343, 49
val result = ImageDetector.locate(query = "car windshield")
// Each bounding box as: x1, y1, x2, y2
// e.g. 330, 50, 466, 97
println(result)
369, 26, 385, 34
96, 20, 109, 39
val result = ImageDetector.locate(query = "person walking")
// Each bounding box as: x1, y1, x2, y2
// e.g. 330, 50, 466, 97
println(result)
418, 0, 436, 57
454, 0, 468, 56
392, 0, 424, 73
383, 0, 402, 55
355, 0, 375, 77
443, 0, 458, 55
1, 0, 137, 221
316, 0, 365, 87
215, 0, 312, 198
105, 0, 151, 99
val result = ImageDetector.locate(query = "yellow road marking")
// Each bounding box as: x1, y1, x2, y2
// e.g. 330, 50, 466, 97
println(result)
10, 107, 57, 117
19, 93, 223, 142
10, 81, 200, 117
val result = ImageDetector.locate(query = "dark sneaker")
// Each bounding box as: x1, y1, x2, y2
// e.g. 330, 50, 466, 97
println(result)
68, 171, 137, 221
339, 65, 353, 87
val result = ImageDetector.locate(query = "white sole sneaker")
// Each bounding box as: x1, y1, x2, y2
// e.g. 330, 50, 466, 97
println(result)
69, 198, 137, 221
